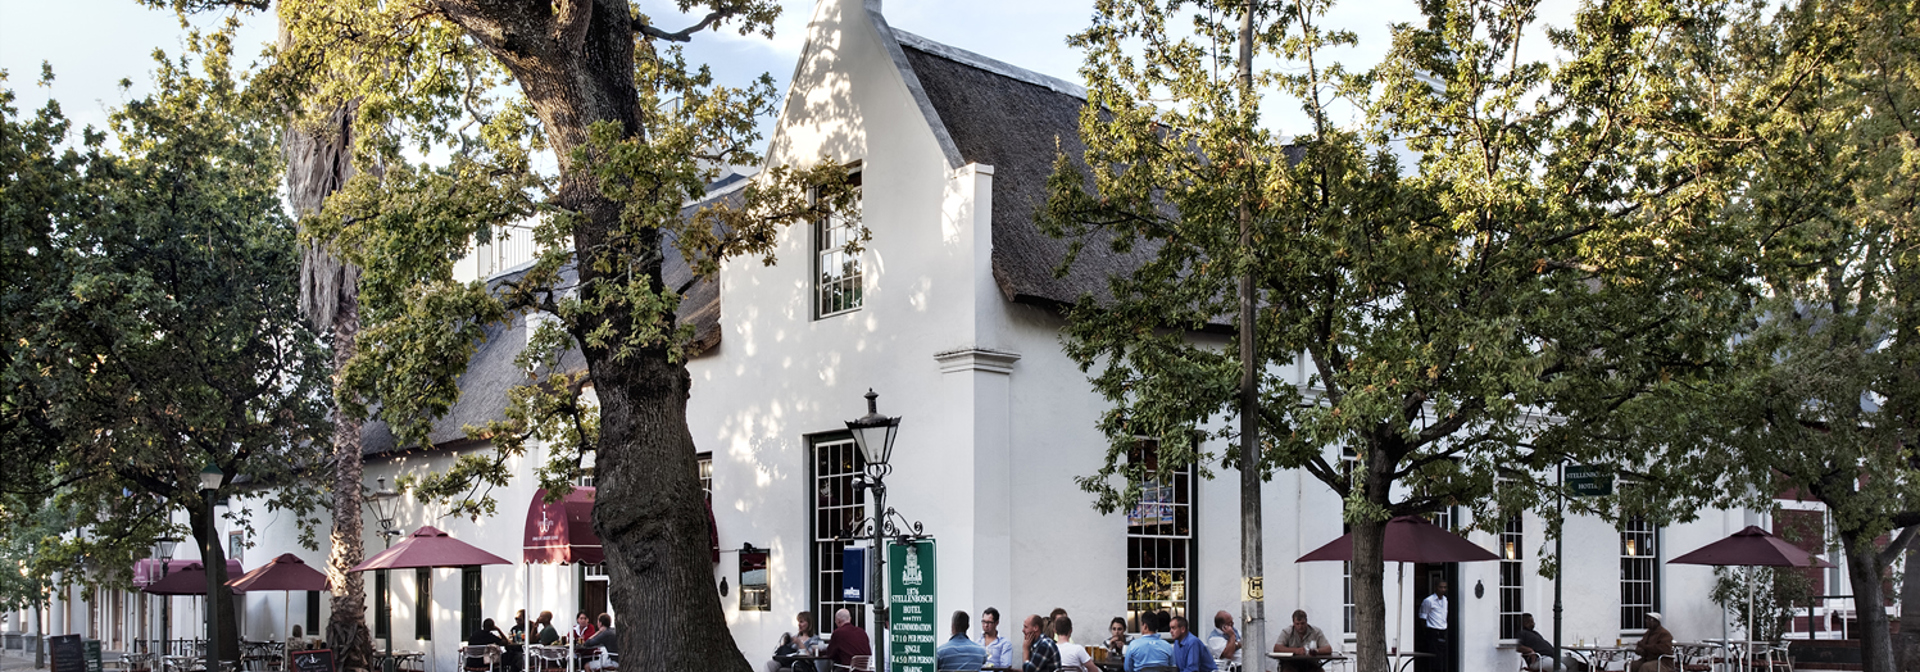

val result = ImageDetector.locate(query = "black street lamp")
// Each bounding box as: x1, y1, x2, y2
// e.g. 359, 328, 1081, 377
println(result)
366, 478, 403, 672
199, 464, 223, 672
156, 536, 180, 652
845, 389, 900, 672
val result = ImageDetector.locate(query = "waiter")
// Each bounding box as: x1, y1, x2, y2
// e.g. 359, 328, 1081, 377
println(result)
1417, 581, 1450, 672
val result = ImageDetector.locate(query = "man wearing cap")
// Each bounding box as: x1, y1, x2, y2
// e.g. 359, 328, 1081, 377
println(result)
1631, 612, 1674, 672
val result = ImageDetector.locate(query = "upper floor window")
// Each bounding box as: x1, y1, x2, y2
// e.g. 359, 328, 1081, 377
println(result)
815, 172, 864, 318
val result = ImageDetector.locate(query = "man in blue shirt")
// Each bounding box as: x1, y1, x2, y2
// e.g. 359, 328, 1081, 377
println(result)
1167, 616, 1216, 672
1122, 614, 1174, 672
938, 611, 988, 672
979, 607, 1015, 668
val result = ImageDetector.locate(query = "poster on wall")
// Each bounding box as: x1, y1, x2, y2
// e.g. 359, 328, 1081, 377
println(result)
887, 539, 937, 672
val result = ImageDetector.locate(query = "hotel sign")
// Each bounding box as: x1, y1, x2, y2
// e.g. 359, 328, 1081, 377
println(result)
888, 540, 938, 672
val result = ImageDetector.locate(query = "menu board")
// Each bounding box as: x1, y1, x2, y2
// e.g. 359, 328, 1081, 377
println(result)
48, 635, 84, 672
291, 649, 334, 672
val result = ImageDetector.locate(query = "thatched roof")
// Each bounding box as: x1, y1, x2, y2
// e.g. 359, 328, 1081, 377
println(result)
895, 31, 1157, 309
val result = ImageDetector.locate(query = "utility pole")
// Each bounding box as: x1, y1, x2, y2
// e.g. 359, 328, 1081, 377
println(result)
1235, 4, 1267, 669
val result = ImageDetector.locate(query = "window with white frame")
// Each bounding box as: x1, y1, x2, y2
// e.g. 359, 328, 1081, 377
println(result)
1499, 514, 1523, 639
1620, 516, 1659, 629
1126, 442, 1194, 626
814, 173, 864, 318
811, 436, 867, 628
1340, 448, 1356, 635
698, 453, 713, 497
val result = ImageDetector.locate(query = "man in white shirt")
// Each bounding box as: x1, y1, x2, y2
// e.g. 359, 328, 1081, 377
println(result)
1205, 611, 1240, 670
1417, 582, 1450, 672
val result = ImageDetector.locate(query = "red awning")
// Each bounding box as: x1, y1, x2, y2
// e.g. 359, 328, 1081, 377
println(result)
134, 559, 243, 587
524, 487, 603, 565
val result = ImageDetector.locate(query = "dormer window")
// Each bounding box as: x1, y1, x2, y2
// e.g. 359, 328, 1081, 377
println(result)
815, 172, 864, 318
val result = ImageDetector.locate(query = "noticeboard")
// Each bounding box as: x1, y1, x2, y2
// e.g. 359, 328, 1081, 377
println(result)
888, 539, 937, 672
83, 639, 103, 672
842, 546, 868, 603
291, 649, 334, 672
1566, 464, 1614, 497
49, 635, 84, 672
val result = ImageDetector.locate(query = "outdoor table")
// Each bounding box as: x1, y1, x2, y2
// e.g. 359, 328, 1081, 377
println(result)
1700, 639, 1776, 672
1265, 651, 1348, 670
787, 652, 832, 672
1563, 646, 1636, 672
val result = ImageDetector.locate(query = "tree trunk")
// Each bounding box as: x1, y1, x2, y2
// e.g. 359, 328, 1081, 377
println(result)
1352, 453, 1395, 672
429, 2, 752, 670
1841, 528, 1896, 672
188, 495, 242, 665
593, 356, 748, 672
323, 304, 373, 672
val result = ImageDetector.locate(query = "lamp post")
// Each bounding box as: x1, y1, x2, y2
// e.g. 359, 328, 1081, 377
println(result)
366, 478, 403, 672
156, 537, 180, 653
199, 464, 223, 672
845, 389, 901, 672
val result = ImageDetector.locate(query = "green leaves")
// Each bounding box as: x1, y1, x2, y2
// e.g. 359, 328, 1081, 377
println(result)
0, 25, 331, 590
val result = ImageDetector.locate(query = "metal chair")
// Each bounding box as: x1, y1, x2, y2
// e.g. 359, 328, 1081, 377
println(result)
834, 655, 873, 672
462, 644, 504, 672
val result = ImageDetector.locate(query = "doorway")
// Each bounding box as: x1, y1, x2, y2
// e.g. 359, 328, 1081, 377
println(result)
1411, 562, 1459, 672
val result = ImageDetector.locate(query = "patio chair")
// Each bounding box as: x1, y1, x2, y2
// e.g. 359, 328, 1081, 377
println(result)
529, 646, 569, 672
584, 648, 618, 671
834, 655, 873, 672
462, 644, 504, 672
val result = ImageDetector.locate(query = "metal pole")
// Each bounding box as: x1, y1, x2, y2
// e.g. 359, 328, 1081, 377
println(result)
382, 533, 394, 672
205, 497, 219, 672
872, 479, 887, 672
1552, 462, 1563, 663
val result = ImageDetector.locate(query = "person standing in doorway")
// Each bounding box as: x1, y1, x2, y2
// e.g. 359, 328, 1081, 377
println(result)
1417, 582, 1450, 672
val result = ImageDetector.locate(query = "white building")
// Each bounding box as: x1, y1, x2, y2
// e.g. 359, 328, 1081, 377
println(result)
10, 2, 1816, 671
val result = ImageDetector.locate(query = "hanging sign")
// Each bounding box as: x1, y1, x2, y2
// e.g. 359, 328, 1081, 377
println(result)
889, 539, 938, 672
1567, 464, 1614, 497
843, 545, 869, 603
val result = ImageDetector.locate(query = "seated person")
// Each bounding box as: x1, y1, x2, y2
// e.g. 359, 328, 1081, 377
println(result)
583, 614, 618, 671
1631, 613, 1673, 672
1514, 614, 1557, 671
467, 619, 507, 669
1122, 615, 1174, 672
1270, 610, 1331, 671
937, 611, 988, 672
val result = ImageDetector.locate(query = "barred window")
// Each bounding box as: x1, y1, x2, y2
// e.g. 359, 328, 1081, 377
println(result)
1126, 443, 1193, 626
461, 567, 482, 641
698, 453, 713, 496
814, 173, 864, 318
1499, 515, 1523, 639
812, 436, 868, 628
1620, 516, 1659, 629
375, 571, 390, 639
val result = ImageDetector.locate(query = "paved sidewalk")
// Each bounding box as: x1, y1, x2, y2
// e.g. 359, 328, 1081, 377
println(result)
0, 647, 46, 672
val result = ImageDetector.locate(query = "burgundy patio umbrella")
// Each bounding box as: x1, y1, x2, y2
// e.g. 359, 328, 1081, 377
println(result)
228, 553, 329, 640
1670, 525, 1834, 643
1298, 515, 1501, 658
349, 526, 510, 672
349, 525, 511, 572
143, 562, 247, 596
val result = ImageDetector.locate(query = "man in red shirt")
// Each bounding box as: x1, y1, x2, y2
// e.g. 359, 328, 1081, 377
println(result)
822, 608, 873, 670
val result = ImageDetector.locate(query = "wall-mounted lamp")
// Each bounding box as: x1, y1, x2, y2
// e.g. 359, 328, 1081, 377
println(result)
1474, 580, 1485, 599
718, 576, 729, 597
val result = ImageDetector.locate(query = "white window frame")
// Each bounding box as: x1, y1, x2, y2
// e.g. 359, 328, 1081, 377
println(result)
1498, 514, 1523, 640
1125, 446, 1194, 626
1620, 516, 1659, 631
811, 436, 868, 628
813, 174, 864, 319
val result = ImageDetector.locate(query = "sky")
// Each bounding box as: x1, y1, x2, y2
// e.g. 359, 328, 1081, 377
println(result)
0, 0, 1577, 148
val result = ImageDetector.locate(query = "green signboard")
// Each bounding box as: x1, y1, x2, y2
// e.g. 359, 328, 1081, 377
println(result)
888, 539, 938, 672
1566, 464, 1613, 497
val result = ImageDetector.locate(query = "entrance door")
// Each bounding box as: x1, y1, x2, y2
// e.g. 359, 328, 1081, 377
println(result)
1410, 562, 1459, 672
580, 565, 609, 621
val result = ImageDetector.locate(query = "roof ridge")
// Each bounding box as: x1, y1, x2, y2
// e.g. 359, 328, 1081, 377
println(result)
891, 29, 1088, 101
